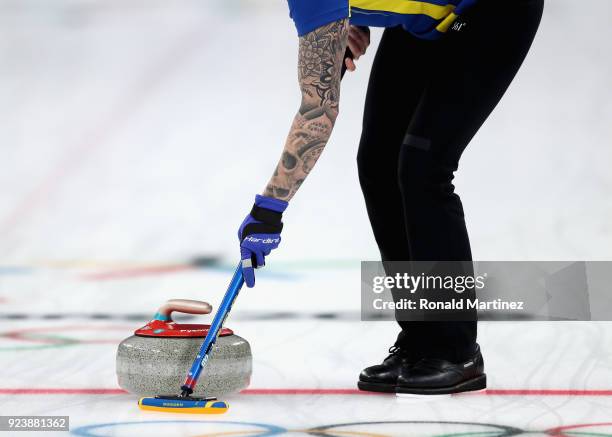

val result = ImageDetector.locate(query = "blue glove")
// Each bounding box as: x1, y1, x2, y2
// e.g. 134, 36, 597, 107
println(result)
238, 194, 288, 287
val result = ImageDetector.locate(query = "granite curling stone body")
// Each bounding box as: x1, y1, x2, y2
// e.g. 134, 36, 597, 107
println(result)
117, 299, 251, 397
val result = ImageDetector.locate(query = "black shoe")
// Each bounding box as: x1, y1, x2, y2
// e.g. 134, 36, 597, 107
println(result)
358, 346, 413, 393
396, 345, 486, 395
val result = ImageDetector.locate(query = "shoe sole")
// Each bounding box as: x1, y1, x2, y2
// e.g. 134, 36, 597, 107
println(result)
357, 380, 397, 393
395, 374, 487, 395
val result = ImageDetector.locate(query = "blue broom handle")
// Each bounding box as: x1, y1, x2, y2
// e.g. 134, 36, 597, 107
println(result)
182, 262, 244, 392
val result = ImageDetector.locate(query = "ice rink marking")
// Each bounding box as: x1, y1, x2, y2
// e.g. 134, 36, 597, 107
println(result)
3, 388, 612, 397
71, 420, 287, 437
68, 419, 612, 437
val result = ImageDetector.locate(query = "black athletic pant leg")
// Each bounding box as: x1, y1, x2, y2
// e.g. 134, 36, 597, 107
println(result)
358, 0, 544, 362
357, 28, 434, 262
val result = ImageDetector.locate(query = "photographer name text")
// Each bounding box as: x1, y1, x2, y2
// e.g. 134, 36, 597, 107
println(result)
372, 298, 524, 311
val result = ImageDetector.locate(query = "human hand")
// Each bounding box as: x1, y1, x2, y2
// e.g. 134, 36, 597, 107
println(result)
345, 26, 371, 72
238, 195, 288, 287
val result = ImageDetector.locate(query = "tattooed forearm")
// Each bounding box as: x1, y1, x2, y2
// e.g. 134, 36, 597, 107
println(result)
264, 19, 349, 201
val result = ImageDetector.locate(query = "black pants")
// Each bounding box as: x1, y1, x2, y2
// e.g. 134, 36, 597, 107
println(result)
357, 0, 544, 362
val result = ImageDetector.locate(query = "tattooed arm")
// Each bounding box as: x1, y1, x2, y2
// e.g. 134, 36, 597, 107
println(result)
237, 19, 349, 285
263, 19, 349, 201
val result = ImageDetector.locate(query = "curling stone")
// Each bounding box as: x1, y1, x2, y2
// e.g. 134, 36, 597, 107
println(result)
116, 299, 251, 397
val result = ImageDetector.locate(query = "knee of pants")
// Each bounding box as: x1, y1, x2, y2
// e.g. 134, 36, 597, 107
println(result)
397, 149, 457, 202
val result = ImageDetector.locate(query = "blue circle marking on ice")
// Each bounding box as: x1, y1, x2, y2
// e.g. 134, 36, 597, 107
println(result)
71, 420, 287, 437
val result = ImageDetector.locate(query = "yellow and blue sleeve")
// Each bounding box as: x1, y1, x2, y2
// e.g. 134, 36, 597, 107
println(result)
286, 0, 477, 40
